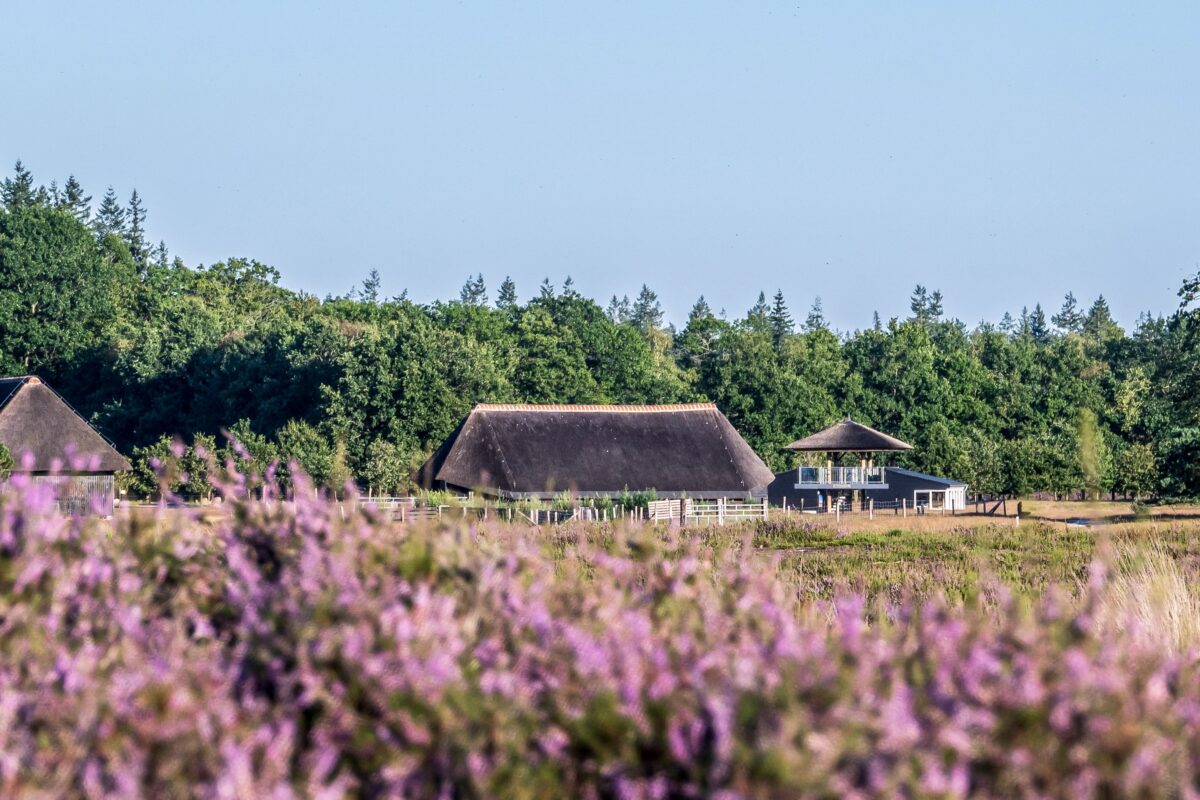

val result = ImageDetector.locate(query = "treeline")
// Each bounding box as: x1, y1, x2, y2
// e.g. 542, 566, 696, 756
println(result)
2, 160, 1198, 499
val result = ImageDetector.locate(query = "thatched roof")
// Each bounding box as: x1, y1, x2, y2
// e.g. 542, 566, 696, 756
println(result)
0, 376, 131, 472
418, 403, 774, 499
784, 418, 912, 453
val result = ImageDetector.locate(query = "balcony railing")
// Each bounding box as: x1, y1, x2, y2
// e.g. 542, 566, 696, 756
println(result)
796, 466, 887, 487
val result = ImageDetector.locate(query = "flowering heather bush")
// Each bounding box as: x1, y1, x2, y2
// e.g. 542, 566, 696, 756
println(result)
2, 470, 1200, 797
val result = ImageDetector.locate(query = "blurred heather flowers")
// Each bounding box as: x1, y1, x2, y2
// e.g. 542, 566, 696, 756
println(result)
0, 460, 1196, 796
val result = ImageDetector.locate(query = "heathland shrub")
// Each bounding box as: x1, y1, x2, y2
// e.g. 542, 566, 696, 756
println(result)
1, 468, 1200, 796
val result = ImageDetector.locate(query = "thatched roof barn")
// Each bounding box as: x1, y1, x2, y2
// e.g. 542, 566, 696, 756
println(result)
418, 403, 774, 499
784, 418, 912, 453
0, 376, 131, 514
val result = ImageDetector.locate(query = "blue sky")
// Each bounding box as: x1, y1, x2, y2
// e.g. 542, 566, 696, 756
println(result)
3, 2, 1198, 330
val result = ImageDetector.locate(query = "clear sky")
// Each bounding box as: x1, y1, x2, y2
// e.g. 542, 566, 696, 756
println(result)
3, 2, 1198, 330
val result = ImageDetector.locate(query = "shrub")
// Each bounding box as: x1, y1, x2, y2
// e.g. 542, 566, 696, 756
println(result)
1, 468, 1200, 795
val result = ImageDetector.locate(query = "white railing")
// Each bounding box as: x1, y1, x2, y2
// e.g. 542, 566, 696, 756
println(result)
796, 466, 886, 486
647, 498, 769, 525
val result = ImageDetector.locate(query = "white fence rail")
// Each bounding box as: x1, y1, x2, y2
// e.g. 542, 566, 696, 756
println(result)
647, 498, 769, 525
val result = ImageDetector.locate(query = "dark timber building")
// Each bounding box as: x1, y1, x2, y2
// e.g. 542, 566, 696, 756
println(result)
418, 403, 774, 500
0, 376, 131, 514
767, 418, 968, 511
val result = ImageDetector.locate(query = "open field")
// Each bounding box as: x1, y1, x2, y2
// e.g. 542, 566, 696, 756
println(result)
120, 498, 1200, 608
769, 497, 1200, 532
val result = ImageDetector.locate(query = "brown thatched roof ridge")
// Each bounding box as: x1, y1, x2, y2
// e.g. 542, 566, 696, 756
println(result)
418, 403, 774, 499
784, 418, 913, 453
0, 376, 131, 472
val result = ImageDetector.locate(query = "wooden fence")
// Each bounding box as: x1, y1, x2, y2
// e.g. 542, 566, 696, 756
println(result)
357, 494, 972, 526
646, 498, 769, 525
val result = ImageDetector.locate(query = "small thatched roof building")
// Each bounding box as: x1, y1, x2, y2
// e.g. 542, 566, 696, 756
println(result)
418, 403, 774, 499
784, 418, 912, 453
0, 376, 131, 514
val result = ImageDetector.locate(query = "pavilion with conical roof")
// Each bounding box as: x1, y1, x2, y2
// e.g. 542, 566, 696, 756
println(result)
785, 418, 911, 491
768, 419, 968, 512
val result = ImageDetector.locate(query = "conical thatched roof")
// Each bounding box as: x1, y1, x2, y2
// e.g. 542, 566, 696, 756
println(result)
0, 376, 131, 472
784, 418, 912, 453
418, 403, 774, 499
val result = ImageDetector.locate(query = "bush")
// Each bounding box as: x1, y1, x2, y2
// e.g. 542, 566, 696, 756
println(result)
2, 468, 1200, 795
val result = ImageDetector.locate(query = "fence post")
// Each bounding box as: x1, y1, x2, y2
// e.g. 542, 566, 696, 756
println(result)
902, 498, 907, 518
762, 497, 768, 521
718, 497, 724, 526
869, 499, 874, 520
835, 502, 840, 523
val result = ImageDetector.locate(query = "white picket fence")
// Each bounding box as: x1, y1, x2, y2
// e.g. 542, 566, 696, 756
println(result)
359, 496, 767, 526
646, 498, 769, 526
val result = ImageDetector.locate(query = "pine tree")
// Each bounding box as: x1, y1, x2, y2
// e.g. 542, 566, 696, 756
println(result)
60, 176, 91, 224
360, 269, 382, 303
561, 276, 579, 299
872, 311, 882, 331
459, 273, 487, 306
630, 285, 663, 333
606, 295, 632, 323
909, 285, 944, 323
539, 278, 556, 300
1029, 303, 1050, 343
804, 296, 827, 333
496, 276, 518, 310
93, 187, 127, 238
910, 285, 930, 321
125, 189, 148, 266
1052, 291, 1085, 333
675, 295, 720, 369
1, 160, 37, 209
767, 290, 793, 344
929, 290, 944, 319
747, 291, 769, 330
154, 241, 170, 269
1083, 295, 1122, 341
999, 311, 1016, 334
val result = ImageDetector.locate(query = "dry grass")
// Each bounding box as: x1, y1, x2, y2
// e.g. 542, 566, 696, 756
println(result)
766, 498, 1200, 535
1093, 540, 1200, 655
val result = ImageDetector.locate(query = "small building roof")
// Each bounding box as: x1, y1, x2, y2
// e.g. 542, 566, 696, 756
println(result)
784, 418, 913, 453
418, 403, 774, 499
0, 376, 131, 472
886, 467, 967, 487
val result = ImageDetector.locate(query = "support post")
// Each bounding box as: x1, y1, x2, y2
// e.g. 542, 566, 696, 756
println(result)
869, 499, 874, 520
902, 498, 907, 518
